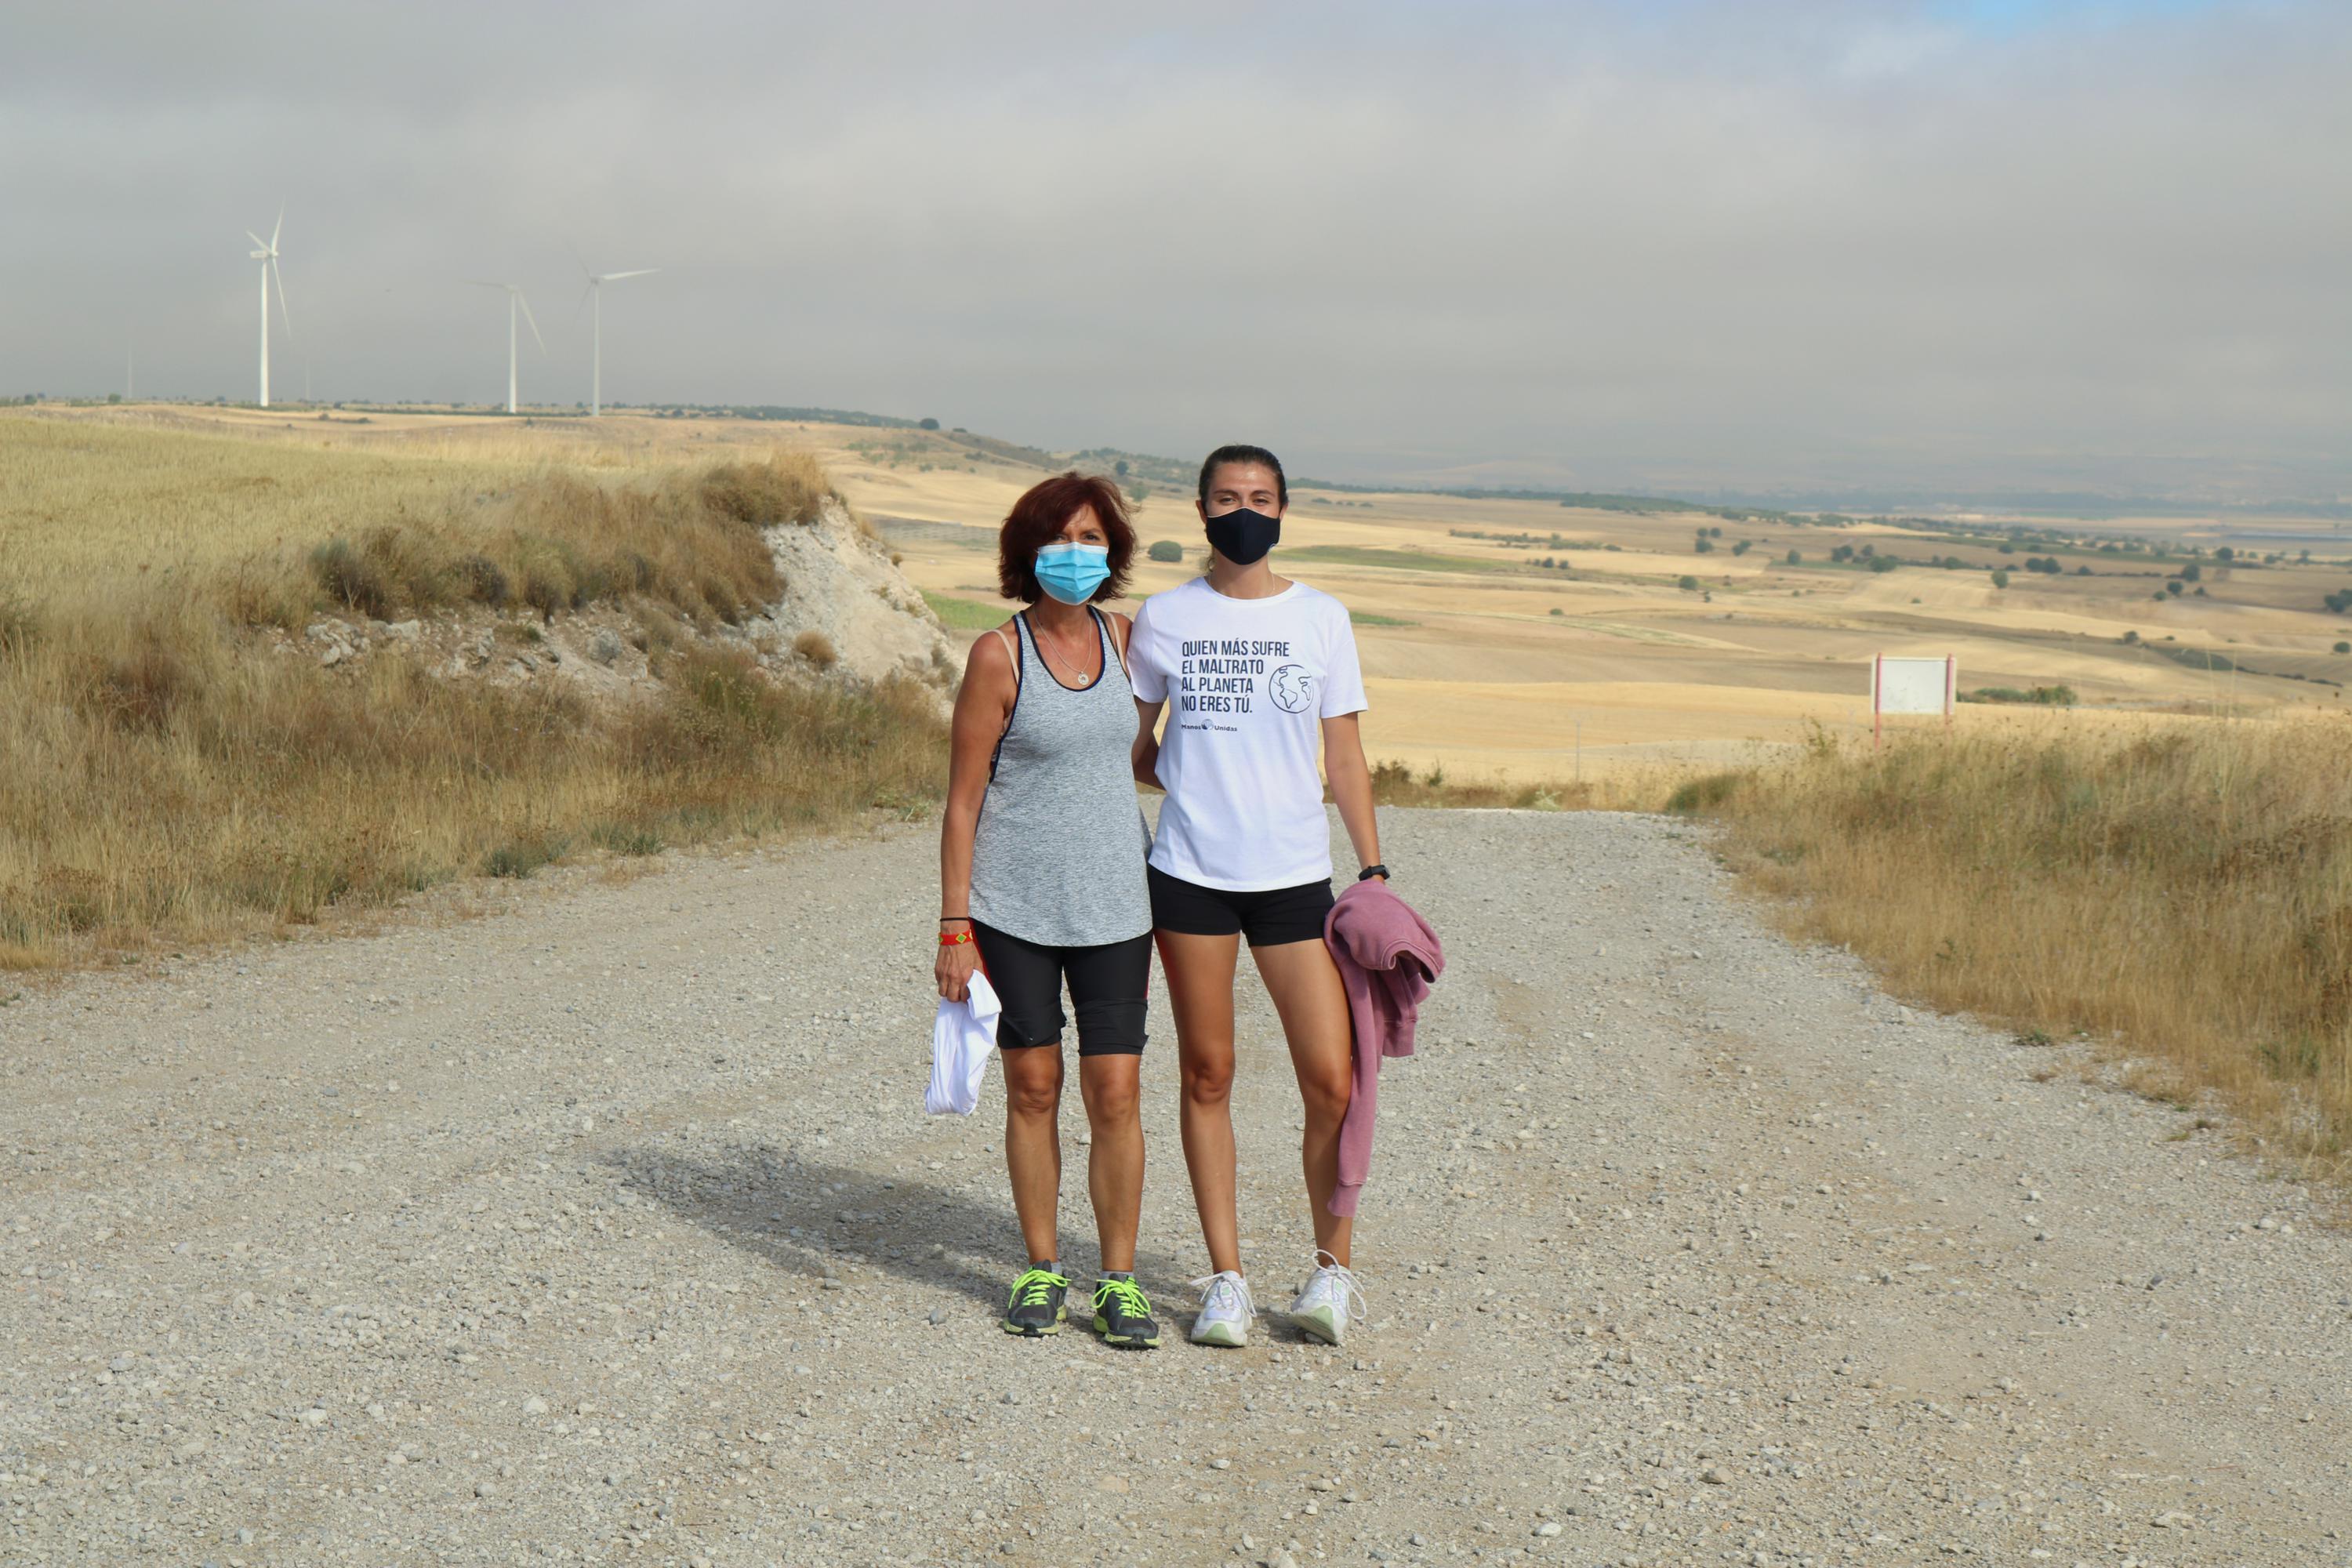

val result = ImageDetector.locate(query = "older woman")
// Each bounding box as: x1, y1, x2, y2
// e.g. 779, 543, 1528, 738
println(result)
935, 471, 1160, 1348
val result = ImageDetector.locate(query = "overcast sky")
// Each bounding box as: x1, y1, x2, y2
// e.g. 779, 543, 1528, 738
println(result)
5, 1, 2347, 501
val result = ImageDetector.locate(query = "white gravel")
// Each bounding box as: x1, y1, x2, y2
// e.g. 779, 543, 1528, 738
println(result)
2, 807, 2348, 1567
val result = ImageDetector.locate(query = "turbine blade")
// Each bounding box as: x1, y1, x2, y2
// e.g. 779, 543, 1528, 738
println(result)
575, 279, 594, 321
270, 205, 284, 249
272, 259, 294, 339
517, 290, 546, 352
601, 268, 659, 281
247, 231, 269, 251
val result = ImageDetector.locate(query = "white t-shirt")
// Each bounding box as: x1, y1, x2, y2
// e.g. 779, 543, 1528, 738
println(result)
1129, 576, 1368, 891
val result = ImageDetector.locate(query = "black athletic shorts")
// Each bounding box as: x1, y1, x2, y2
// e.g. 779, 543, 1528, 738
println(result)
971, 922, 1150, 1057
1147, 865, 1336, 948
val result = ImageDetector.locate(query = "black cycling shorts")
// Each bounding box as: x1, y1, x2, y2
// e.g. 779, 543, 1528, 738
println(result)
971, 922, 1150, 1057
1147, 866, 1335, 949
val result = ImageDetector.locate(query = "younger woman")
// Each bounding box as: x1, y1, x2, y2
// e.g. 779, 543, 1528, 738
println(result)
1128, 444, 1385, 1348
937, 472, 1160, 1348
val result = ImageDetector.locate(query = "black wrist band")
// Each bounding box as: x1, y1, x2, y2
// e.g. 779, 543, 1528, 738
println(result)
939, 916, 973, 925
1356, 864, 1388, 882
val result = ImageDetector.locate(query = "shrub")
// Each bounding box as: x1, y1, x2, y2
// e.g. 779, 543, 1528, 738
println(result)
1868, 557, 1898, 573
1785, 550, 1801, 565
2336, 642, 2350, 655
1677, 575, 1700, 591
1991, 569, 2009, 588
311, 538, 392, 620
793, 630, 840, 670
1147, 539, 1184, 563
2324, 589, 2352, 615
1664, 771, 1742, 814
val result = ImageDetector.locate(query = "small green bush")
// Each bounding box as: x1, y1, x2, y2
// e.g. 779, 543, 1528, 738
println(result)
1147, 539, 1184, 563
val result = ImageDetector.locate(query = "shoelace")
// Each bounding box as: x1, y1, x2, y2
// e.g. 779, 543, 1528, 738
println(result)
1307, 1248, 1367, 1325
1189, 1270, 1257, 1322
1094, 1277, 1153, 1321
1010, 1267, 1069, 1308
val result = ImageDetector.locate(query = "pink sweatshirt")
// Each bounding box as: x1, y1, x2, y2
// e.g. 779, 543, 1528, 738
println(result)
1322, 879, 1445, 1218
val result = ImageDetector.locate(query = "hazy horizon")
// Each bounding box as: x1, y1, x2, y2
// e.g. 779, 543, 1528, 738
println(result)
5, 1, 2347, 503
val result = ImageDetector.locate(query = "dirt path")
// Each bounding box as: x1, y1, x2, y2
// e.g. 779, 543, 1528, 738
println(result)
3, 808, 2347, 1567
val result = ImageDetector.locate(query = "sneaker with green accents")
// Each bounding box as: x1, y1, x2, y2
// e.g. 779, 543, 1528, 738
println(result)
1001, 1264, 1069, 1337
1091, 1275, 1160, 1349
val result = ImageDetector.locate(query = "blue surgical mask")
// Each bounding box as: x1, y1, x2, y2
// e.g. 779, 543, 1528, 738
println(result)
1035, 542, 1111, 604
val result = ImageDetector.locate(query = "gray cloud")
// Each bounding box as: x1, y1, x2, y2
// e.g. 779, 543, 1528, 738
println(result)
4, 0, 2346, 501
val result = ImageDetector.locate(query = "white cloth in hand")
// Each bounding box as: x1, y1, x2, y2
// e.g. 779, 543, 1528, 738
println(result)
926, 969, 1000, 1116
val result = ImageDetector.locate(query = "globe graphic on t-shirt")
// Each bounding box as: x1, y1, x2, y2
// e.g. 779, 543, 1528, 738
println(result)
1269, 663, 1314, 713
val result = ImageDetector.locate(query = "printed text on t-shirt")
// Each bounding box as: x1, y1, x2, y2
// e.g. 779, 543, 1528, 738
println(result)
1176, 638, 1293, 714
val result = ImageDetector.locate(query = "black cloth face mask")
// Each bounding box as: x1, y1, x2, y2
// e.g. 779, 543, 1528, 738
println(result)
1204, 506, 1281, 565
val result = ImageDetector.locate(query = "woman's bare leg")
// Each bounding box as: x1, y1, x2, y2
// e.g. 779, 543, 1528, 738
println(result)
1157, 929, 1244, 1276
1250, 936, 1357, 1266
1076, 1053, 1143, 1274
998, 1045, 1064, 1266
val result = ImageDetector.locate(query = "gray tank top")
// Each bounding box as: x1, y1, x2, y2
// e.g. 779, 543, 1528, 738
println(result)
969, 608, 1153, 948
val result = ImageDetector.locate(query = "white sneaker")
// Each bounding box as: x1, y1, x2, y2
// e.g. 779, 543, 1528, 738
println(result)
1188, 1270, 1255, 1348
1290, 1250, 1367, 1346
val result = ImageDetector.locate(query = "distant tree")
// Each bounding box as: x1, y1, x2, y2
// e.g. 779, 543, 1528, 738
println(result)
2194, 586, 2207, 597
2178, 562, 2201, 583
2122, 630, 2140, 644
2166, 580, 2184, 596
1114, 459, 1129, 477
1998, 543, 2015, 554
1693, 538, 1714, 554
1868, 556, 1898, 573
1785, 549, 1801, 565
1732, 539, 1751, 556
2324, 588, 2352, 615
2216, 546, 2234, 562
2336, 641, 2350, 654
1991, 569, 2009, 588
1677, 575, 1700, 591
2154, 591, 2169, 602
1147, 539, 1183, 563
2076, 565, 2092, 575
918, 417, 940, 430
1831, 544, 1855, 563
107, 392, 121, 405
1550, 607, 1565, 616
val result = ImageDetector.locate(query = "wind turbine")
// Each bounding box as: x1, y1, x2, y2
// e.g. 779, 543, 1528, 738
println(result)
245, 208, 293, 407
470, 281, 545, 413
576, 261, 658, 416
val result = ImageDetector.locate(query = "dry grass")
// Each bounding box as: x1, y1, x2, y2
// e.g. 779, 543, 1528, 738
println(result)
1363, 758, 1671, 812
0, 431, 939, 968
1674, 718, 2352, 1174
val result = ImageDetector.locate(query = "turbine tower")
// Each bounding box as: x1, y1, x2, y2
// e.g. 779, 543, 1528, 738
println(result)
578, 262, 658, 416
245, 209, 292, 407
470, 281, 545, 414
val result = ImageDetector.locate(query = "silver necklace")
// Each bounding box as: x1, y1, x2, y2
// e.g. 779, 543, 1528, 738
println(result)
1032, 614, 1097, 684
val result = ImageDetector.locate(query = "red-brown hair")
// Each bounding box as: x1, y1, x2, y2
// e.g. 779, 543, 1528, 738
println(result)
996, 471, 1136, 604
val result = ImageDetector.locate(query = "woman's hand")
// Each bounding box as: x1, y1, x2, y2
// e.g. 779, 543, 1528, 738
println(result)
936, 935, 980, 1003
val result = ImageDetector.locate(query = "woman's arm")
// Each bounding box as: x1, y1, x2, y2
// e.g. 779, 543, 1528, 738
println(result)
1131, 699, 1166, 791
1322, 713, 1383, 878
937, 629, 1016, 1000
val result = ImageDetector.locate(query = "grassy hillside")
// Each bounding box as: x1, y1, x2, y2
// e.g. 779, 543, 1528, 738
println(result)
0, 419, 945, 967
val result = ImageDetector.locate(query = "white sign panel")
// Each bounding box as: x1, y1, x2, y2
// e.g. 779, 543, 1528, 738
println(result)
1872, 655, 1955, 717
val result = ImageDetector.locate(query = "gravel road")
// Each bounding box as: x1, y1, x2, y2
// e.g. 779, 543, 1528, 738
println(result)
4, 808, 2349, 1568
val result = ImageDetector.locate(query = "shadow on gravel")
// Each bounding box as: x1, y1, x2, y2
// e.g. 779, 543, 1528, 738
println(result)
602, 1145, 1194, 1316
